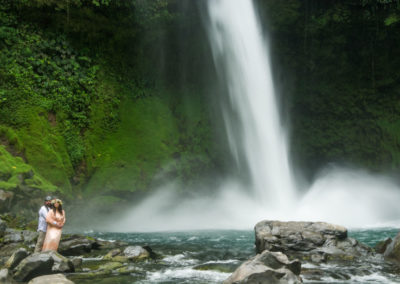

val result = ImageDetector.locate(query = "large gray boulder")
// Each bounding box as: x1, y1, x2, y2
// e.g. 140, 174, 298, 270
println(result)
224, 250, 302, 284
255, 220, 372, 262
13, 252, 54, 282
13, 251, 74, 282
28, 273, 74, 284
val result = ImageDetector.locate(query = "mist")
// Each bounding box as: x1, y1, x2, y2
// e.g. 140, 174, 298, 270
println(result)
99, 166, 400, 232
100, 0, 400, 233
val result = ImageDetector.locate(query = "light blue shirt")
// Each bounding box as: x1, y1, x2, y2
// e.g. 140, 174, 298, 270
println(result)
37, 205, 50, 232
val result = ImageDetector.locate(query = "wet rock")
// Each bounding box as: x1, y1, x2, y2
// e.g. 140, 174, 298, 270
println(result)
103, 248, 122, 260
5, 248, 28, 270
224, 250, 302, 284
103, 248, 130, 262
12, 251, 74, 282
96, 239, 128, 250
384, 231, 400, 263
50, 251, 74, 273
58, 235, 96, 256
78, 261, 126, 278
375, 238, 392, 254
123, 246, 150, 261
4, 228, 23, 243
28, 273, 74, 284
13, 252, 54, 282
255, 220, 372, 261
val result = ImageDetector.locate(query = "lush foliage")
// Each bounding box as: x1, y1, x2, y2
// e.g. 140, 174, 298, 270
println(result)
258, 0, 400, 176
0, 0, 216, 204
1, 0, 400, 207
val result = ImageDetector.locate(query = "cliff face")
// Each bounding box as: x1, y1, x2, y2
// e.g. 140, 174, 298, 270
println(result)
258, 0, 400, 178
1, 0, 400, 210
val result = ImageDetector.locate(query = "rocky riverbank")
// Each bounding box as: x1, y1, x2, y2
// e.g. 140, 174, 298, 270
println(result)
224, 220, 400, 283
2, 217, 400, 283
0, 215, 157, 283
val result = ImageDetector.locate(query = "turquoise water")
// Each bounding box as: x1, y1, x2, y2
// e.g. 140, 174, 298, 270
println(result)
69, 229, 400, 283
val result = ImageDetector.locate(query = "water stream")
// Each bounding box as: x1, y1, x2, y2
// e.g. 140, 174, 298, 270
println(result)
206, 0, 296, 210
84, 1, 400, 283
107, 0, 400, 232
68, 229, 400, 284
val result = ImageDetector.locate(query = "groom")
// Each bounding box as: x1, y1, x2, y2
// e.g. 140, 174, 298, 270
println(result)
34, 196, 53, 253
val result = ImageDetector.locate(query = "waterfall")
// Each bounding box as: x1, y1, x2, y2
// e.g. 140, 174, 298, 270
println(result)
105, 0, 400, 232
205, 0, 296, 209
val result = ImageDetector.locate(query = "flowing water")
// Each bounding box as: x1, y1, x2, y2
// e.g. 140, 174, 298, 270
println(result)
205, 0, 296, 209
67, 229, 400, 284
96, 1, 400, 282
106, 0, 400, 233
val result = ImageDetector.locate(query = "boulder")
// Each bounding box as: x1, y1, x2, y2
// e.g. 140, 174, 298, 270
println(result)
28, 273, 74, 284
384, 231, 400, 263
58, 235, 96, 256
13, 251, 74, 282
255, 220, 372, 261
123, 246, 150, 261
4, 229, 23, 243
224, 250, 302, 284
375, 238, 392, 254
5, 248, 28, 270
13, 252, 54, 282
49, 251, 74, 273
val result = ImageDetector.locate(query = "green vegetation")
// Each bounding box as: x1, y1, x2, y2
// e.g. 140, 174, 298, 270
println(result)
259, 0, 400, 177
0, 144, 56, 192
0, 0, 215, 209
0, 0, 400, 214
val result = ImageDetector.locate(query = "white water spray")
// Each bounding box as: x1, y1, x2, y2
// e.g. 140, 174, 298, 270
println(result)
106, 0, 400, 232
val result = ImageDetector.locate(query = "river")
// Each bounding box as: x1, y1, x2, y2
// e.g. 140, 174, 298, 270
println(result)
67, 228, 400, 284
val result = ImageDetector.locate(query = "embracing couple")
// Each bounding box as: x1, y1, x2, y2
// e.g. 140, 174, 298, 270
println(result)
34, 196, 66, 253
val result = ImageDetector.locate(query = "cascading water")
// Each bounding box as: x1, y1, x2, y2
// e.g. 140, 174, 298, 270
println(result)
107, 0, 400, 232
205, 0, 296, 210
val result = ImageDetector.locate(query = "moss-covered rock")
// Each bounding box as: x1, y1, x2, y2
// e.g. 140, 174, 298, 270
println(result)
384, 231, 400, 263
